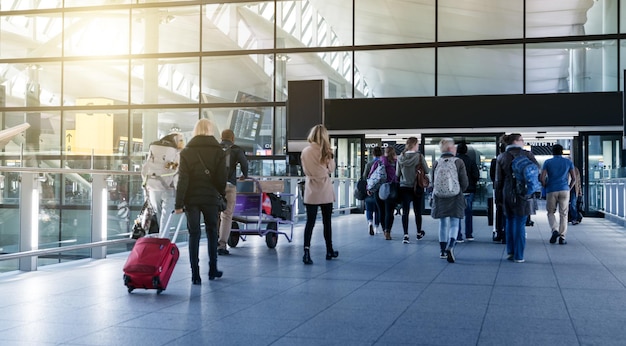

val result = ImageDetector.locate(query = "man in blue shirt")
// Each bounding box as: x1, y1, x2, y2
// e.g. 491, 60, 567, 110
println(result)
540, 144, 576, 245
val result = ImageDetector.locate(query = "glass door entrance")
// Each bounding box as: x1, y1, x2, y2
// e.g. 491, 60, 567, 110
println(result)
330, 135, 364, 211
422, 135, 498, 215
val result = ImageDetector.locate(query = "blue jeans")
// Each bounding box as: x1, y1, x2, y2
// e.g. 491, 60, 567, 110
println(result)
438, 217, 460, 246
569, 192, 581, 222
365, 195, 380, 226
457, 193, 474, 239
505, 214, 527, 261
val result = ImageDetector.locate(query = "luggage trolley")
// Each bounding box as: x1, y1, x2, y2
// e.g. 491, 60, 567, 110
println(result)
227, 178, 297, 249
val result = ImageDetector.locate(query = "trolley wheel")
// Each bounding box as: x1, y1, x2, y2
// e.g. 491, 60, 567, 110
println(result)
157, 288, 164, 295
265, 222, 278, 249
127, 287, 134, 293
228, 222, 240, 248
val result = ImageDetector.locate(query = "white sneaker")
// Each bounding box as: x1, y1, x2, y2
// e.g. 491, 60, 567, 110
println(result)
403, 234, 410, 244
375, 226, 382, 234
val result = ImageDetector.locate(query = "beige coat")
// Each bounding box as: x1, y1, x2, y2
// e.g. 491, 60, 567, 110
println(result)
301, 142, 336, 205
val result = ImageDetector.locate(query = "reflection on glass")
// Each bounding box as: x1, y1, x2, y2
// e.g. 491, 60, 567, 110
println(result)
438, 45, 523, 96
131, 58, 199, 104
203, 2, 274, 51
201, 107, 274, 156
439, 0, 522, 41
356, 0, 435, 45
355, 49, 434, 98
132, 6, 200, 54
0, 14, 62, 58
527, 40, 617, 94
64, 10, 130, 56
276, 0, 351, 48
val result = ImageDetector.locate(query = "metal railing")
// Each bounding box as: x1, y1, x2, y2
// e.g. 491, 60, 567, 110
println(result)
0, 166, 358, 271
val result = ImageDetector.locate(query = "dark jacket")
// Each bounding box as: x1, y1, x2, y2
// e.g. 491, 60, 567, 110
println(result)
220, 140, 249, 185
495, 146, 539, 217
456, 153, 480, 193
175, 135, 227, 210
430, 153, 469, 219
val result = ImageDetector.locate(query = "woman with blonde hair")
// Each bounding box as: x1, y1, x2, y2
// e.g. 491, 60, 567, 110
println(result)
175, 119, 227, 283
300, 124, 338, 264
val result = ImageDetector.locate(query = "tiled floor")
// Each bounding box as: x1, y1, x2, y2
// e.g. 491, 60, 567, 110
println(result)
1, 206, 626, 346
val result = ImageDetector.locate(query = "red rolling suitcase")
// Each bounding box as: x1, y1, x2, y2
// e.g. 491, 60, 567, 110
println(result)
123, 212, 184, 294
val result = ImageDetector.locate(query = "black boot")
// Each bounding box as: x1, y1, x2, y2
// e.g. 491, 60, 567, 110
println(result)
191, 265, 201, 285
303, 247, 313, 265
439, 242, 447, 259
446, 238, 456, 263
208, 263, 223, 280
326, 248, 339, 260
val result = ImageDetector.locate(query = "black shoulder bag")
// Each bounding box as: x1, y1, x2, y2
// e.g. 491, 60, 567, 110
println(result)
196, 152, 227, 212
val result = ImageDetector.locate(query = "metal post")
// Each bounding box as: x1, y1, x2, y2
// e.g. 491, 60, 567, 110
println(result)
19, 173, 38, 271
91, 175, 107, 259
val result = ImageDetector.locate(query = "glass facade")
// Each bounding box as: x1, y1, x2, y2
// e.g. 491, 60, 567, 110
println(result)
1, 0, 625, 271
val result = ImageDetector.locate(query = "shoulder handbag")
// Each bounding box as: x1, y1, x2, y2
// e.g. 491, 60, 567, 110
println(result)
414, 156, 430, 192
196, 153, 227, 212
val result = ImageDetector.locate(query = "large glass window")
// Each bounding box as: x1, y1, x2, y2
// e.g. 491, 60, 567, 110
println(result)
439, 0, 523, 41
203, 2, 274, 51
0, 13, 62, 58
354, 48, 435, 98
0, 62, 62, 107
131, 58, 198, 104
276, 0, 352, 48
282, 52, 353, 99
64, 9, 130, 57
202, 106, 275, 155
438, 45, 523, 96
201, 55, 273, 103
132, 5, 200, 54
356, 0, 435, 45
64, 60, 130, 105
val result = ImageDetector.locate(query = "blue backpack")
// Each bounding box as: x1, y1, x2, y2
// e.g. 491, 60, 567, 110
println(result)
510, 152, 541, 199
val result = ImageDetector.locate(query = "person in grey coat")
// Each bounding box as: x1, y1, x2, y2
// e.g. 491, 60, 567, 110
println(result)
397, 137, 429, 243
431, 138, 468, 263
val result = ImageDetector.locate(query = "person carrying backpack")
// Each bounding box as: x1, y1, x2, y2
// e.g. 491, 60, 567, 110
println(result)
141, 132, 184, 234
397, 137, 429, 243
495, 133, 540, 263
431, 138, 468, 263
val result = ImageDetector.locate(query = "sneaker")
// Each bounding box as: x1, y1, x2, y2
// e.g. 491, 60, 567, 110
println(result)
440, 250, 448, 259
507, 253, 514, 261
369, 224, 374, 236
456, 238, 464, 243
514, 259, 525, 263
571, 220, 579, 225
416, 230, 426, 240
403, 234, 410, 244
384, 231, 392, 240
466, 237, 475, 241
549, 230, 559, 244
559, 237, 567, 245
446, 248, 455, 263
217, 248, 230, 256
375, 225, 382, 234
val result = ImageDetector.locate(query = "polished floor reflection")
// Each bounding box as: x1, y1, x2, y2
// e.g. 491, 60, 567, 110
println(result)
1, 204, 626, 345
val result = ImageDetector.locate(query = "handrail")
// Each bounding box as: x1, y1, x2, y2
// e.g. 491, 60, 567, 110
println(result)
0, 166, 142, 175
0, 238, 135, 261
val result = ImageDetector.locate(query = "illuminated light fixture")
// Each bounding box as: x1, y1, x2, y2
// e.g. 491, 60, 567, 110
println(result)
268, 54, 291, 62
31, 188, 39, 249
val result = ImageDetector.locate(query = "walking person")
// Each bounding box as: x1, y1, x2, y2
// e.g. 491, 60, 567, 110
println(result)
363, 146, 383, 235
540, 144, 576, 245
490, 142, 507, 243
568, 165, 583, 225
300, 124, 338, 264
175, 119, 227, 284
495, 133, 539, 263
431, 138, 468, 263
141, 132, 184, 233
397, 137, 429, 243
455, 142, 480, 242
217, 129, 249, 255
375, 146, 399, 240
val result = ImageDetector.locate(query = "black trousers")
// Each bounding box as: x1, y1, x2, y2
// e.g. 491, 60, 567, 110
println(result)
303, 203, 333, 251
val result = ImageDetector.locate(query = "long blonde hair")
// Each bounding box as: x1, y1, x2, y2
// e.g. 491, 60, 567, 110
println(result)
193, 119, 215, 137
307, 124, 333, 164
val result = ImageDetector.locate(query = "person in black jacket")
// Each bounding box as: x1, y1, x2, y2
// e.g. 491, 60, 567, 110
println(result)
175, 119, 227, 284
217, 129, 249, 255
456, 142, 480, 241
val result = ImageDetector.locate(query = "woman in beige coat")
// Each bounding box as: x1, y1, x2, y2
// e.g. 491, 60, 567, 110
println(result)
300, 124, 337, 264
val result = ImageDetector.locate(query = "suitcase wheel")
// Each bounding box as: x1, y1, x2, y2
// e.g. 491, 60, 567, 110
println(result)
127, 287, 135, 293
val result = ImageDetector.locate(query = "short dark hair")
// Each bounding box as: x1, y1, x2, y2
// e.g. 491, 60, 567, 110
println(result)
552, 144, 564, 155
373, 146, 383, 157
457, 142, 468, 154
